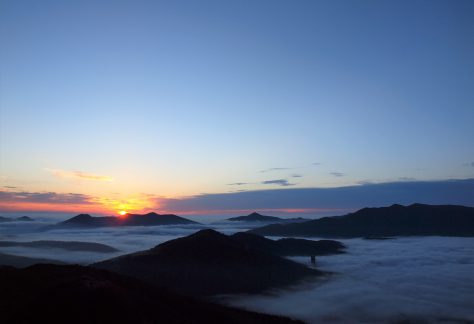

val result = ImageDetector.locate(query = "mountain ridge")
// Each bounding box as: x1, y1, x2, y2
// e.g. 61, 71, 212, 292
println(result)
227, 212, 308, 223
249, 203, 474, 237
46, 212, 198, 229
94, 229, 324, 296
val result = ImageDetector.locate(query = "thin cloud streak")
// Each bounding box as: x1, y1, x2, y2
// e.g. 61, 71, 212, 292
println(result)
260, 163, 322, 173
46, 169, 114, 182
0, 190, 98, 213
227, 182, 251, 186
260, 167, 291, 173
0, 191, 92, 204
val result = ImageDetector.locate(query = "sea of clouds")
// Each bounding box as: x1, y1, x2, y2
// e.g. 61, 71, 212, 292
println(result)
0, 219, 257, 263
223, 236, 474, 323
1, 220, 473, 323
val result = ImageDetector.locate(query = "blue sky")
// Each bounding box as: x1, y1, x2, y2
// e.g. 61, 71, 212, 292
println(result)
0, 0, 473, 214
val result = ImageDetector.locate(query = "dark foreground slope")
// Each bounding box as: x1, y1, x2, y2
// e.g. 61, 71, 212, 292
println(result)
0, 264, 300, 324
95, 229, 321, 296
47, 212, 198, 229
250, 204, 474, 238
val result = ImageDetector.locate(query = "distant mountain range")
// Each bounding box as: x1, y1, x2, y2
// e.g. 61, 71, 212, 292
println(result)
0, 252, 65, 268
250, 204, 474, 238
0, 264, 300, 324
227, 212, 308, 223
46, 212, 198, 229
94, 229, 331, 296
0, 216, 34, 222
0, 240, 119, 253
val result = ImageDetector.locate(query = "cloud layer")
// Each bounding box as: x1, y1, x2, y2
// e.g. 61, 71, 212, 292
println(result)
225, 236, 474, 323
0, 191, 90, 204
2, 179, 473, 216
3, 219, 472, 322
158, 179, 474, 214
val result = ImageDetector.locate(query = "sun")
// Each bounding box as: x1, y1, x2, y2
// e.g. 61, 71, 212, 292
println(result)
118, 210, 127, 216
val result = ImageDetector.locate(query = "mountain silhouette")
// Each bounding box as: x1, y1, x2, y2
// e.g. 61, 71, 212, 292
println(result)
94, 229, 322, 296
0, 252, 65, 268
230, 232, 345, 256
0, 264, 301, 324
250, 204, 474, 237
47, 212, 198, 229
0, 216, 34, 222
228, 212, 308, 223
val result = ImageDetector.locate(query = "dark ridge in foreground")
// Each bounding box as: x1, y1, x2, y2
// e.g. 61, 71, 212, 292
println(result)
0, 264, 301, 324
94, 229, 322, 296
0, 240, 119, 253
250, 204, 474, 238
0, 252, 66, 268
228, 212, 308, 223
46, 212, 198, 230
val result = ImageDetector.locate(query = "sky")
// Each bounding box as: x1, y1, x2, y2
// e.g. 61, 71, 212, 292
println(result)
0, 0, 473, 216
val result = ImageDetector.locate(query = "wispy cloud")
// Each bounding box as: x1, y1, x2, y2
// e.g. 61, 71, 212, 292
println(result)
0, 190, 96, 213
261, 179, 295, 186
260, 167, 291, 173
330, 172, 345, 177
46, 169, 114, 182
260, 162, 322, 173
0, 191, 92, 204
291, 174, 303, 178
227, 182, 251, 186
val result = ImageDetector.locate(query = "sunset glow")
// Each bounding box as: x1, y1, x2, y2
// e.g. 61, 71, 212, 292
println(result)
0, 0, 472, 218
0, 2, 473, 323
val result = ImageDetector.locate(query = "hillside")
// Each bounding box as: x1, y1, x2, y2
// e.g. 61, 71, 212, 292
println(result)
94, 229, 321, 296
0, 264, 301, 324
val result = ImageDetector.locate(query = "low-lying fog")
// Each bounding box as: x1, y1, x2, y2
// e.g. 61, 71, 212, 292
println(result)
1, 220, 473, 323
224, 236, 474, 323
0, 219, 257, 263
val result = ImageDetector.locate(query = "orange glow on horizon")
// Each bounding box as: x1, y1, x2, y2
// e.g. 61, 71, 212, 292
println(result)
0, 192, 158, 216
92, 195, 157, 215
0, 190, 349, 217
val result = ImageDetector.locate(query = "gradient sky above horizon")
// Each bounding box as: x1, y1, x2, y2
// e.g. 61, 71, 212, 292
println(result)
1, 0, 473, 215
